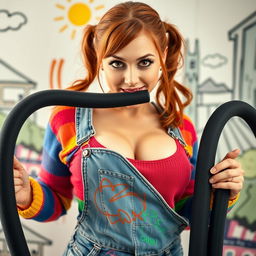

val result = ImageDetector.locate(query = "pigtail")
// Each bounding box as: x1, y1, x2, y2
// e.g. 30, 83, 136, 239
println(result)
156, 21, 192, 128
68, 24, 98, 91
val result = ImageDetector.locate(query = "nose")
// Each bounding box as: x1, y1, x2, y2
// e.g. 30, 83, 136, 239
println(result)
124, 66, 139, 87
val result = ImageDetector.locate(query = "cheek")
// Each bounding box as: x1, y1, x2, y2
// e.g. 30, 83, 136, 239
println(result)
104, 71, 123, 88
143, 68, 160, 86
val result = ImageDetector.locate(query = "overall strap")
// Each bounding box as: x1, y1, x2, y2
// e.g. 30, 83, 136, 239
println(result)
75, 107, 95, 146
151, 102, 187, 147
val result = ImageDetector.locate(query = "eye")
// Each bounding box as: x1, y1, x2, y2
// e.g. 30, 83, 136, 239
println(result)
138, 59, 154, 68
109, 60, 125, 69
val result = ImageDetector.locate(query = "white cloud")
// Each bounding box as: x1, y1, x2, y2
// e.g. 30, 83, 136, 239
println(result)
0, 10, 27, 32
202, 53, 228, 68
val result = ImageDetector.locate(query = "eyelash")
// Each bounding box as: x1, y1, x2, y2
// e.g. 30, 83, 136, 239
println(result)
109, 59, 154, 69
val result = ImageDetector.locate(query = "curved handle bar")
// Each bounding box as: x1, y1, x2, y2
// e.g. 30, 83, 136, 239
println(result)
189, 100, 256, 256
0, 89, 150, 256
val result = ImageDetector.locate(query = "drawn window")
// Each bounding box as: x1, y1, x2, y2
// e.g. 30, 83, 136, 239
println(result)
242, 252, 254, 256
190, 60, 196, 69
226, 250, 235, 256
3, 87, 24, 103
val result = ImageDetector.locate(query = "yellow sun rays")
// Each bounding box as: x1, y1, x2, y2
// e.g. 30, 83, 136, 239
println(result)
54, 0, 105, 40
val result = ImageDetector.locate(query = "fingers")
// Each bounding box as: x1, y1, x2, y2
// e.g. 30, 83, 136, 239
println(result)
210, 172, 244, 185
14, 169, 23, 180
14, 184, 24, 193
224, 148, 240, 158
210, 157, 241, 175
13, 156, 25, 171
13, 169, 22, 178
13, 158, 31, 207
209, 149, 244, 199
209, 168, 244, 184
211, 180, 243, 191
209, 170, 243, 199
13, 157, 27, 182
13, 169, 24, 192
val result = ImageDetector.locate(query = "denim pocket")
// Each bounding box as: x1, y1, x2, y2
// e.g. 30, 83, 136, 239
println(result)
96, 169, 136, 227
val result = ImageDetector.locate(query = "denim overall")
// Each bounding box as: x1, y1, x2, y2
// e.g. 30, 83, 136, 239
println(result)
63, 103, 190, 256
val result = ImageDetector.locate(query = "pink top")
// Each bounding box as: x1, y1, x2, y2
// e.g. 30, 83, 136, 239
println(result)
89, 136, 192, 208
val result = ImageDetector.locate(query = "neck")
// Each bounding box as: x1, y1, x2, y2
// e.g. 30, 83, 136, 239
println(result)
112, 102, 151, 117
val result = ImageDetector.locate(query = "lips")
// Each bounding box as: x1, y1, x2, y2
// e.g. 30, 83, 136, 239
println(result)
121, 86, 147, 93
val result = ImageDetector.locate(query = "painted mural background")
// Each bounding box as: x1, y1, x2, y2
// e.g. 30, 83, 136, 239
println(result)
0, 0, 255, 255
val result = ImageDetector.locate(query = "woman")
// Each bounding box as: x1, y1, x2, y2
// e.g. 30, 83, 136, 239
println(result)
14, 2, 244, 255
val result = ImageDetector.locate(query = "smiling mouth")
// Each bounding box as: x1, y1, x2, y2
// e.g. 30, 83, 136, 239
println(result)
121, 86, 147, 93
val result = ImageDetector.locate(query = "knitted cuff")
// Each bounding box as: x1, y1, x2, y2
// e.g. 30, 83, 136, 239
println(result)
228, 192, 240, 208
210, 192, 240, 209
18, 177, 44, 219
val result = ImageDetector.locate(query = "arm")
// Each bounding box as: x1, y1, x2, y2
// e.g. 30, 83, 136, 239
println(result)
17, 107, 75, 222
174, 115, 198, 222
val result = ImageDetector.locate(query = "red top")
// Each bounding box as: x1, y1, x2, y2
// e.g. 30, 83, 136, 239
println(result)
89, 136, 192, 208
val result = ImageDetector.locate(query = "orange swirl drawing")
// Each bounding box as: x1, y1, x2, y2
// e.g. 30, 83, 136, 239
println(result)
49, 58, 64, 89
94, 177, 147, 224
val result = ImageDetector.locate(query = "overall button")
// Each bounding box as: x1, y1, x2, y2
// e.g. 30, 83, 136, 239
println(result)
83, 149, 91, 157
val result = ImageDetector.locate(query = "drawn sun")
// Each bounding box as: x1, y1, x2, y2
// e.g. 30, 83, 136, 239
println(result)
54, 0, 105, 39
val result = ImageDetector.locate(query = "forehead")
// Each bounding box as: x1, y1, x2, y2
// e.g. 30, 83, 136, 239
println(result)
110, 31, 159, 58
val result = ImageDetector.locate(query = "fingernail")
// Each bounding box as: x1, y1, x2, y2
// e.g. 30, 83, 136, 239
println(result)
210, 167, 216, 174
209, 178, 214, 183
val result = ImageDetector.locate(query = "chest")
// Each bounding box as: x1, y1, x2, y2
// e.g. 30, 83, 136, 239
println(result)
92, 109, 177, 160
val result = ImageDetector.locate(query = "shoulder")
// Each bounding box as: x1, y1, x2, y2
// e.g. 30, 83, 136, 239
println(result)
48, 106, 76, 135
178, 114, 198, 147
49, 106, 75, 125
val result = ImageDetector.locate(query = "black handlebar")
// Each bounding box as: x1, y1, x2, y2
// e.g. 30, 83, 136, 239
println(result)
189, 100, 256, 256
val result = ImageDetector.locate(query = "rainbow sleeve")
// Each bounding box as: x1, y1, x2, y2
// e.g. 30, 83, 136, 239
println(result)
18, 107, 75, 221
174, 115, 198, 221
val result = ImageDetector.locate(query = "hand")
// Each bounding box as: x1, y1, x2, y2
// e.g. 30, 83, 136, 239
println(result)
13, 156, 32, 209
209, 149, 244, 199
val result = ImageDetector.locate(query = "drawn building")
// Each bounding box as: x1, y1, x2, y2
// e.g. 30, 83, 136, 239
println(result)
15, 143, 42, 177
223, 220, 256, 256
197, 77, 232, 131
222, 11, 256, 255
184, 39, 200, 125
228, 11, 256, 106
0, 223, 52, 256
0, 109, 44, 177
0, 59, 36, 113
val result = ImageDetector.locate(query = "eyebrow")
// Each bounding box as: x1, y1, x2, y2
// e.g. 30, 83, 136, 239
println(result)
110, 54, 155, 61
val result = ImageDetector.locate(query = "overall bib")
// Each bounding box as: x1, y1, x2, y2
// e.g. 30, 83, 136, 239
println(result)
63, 104, 190, 256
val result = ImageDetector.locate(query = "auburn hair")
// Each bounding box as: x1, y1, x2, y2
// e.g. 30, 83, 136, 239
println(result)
69, 1, 192, 128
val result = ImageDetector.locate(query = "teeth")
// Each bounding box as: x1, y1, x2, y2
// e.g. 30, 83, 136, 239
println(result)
122, 86, 146, 92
